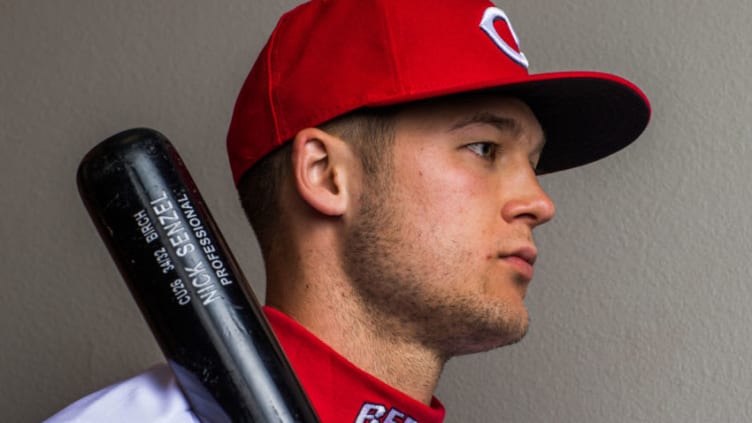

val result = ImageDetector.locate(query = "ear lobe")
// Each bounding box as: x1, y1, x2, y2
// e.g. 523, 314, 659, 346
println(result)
291, 127, 352, 217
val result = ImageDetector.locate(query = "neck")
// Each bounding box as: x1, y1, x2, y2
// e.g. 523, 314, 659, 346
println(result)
265, 255, 445, 405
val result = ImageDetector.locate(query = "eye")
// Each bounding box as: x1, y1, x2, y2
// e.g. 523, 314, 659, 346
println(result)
466, 142, 498, 160
531, 159, 541, 174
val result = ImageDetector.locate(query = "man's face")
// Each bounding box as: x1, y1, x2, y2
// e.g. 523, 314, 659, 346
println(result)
343, 94, 555, 357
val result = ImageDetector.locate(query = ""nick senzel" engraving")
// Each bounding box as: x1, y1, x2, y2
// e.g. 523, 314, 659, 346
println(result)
148, 191, 224, 306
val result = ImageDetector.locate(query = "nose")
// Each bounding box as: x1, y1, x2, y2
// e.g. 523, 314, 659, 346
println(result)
500, 168, 556, 228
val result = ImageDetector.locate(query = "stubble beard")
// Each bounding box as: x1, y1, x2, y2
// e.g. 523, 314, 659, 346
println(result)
342, 179, 529, 359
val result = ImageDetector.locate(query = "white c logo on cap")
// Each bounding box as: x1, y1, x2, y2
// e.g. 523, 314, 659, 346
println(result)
479, 7, 529, 69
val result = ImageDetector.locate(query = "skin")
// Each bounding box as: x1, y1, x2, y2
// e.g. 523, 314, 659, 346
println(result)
265, 93, 556, 405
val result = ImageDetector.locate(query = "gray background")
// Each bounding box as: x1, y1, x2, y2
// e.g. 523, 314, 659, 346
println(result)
2, 0, 750, 422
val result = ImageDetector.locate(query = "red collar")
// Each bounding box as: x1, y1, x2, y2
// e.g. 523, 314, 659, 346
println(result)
265, 307, 446, 423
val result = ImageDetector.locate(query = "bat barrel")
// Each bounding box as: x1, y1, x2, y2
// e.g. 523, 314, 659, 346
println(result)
77, 128, 319, 423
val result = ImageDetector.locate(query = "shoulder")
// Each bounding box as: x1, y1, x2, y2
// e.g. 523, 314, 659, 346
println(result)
44, 363, 199, 423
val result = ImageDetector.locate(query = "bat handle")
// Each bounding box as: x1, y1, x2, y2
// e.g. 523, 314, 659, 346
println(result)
77, 128, 320, 423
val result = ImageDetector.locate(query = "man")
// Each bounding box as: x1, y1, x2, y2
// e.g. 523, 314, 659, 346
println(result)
47, 0, 650, 421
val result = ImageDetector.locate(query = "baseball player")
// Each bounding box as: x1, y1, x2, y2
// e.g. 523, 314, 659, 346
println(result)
47, 0, 650, 421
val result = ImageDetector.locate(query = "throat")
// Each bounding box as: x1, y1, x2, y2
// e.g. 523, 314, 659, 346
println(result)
295, 298, 446, 405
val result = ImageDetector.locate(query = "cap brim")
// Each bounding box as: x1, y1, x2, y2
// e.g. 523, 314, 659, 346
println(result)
492, 71, 651, 174
368, 71, 650, 174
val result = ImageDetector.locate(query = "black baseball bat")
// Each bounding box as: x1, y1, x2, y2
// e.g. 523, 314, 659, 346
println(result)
77, 128, 320, 423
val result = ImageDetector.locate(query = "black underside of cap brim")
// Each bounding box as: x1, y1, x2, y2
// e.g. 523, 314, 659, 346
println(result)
497, 76, 651, 174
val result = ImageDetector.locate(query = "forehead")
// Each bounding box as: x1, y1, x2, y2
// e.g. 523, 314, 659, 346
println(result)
393, 93, 544, 140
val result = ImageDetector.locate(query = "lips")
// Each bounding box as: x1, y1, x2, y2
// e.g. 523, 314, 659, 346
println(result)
498, 246, 537, 281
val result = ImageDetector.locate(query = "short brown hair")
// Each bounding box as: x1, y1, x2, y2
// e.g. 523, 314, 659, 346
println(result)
237, 106, 401, 255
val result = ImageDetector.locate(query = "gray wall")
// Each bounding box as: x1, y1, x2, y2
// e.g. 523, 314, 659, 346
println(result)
2, 1, 750, 422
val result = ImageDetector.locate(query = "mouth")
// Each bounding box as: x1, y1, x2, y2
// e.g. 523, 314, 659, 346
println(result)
498, 246, 537, 281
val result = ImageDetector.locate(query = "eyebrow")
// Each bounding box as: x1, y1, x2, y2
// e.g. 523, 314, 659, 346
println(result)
449, 112, 521, 134
449, 111, 546, 154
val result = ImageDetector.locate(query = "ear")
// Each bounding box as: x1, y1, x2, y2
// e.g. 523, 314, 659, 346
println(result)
291, 127, 356, 217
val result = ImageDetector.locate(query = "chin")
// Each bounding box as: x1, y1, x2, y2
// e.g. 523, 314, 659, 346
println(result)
445, 306, 530, 356
485, 318, 529, 351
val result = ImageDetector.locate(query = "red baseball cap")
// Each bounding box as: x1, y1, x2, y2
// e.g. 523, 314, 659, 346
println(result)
227, 0, 651, 184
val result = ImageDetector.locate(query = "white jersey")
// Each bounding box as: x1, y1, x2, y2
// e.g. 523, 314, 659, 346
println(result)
44, 364, 198, 423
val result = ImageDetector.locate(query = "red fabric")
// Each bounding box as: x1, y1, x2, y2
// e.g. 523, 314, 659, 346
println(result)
264, 307, 446, 423
226, 0, 650, 184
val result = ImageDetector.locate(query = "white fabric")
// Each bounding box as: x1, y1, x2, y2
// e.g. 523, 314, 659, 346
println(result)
44, 363, 198, 423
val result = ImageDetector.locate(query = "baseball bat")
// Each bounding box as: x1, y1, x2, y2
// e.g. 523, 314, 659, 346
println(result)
77, 128, 319, 423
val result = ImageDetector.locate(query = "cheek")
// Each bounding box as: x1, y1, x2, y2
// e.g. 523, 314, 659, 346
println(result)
396, 164, 496, 255
412, 163, 494, 221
